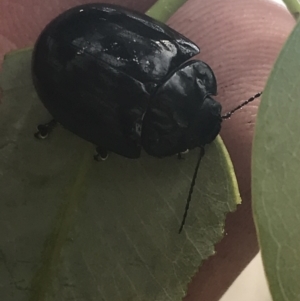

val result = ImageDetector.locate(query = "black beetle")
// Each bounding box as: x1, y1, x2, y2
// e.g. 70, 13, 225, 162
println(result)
32, 3, 262, 232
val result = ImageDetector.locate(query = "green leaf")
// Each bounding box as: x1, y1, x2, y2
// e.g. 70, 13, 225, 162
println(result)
0, 41, 240, 301
252, 18, 300, 301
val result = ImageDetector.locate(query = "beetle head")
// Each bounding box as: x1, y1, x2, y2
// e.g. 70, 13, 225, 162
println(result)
175, 60, 221, 150
184, 94, 222, 150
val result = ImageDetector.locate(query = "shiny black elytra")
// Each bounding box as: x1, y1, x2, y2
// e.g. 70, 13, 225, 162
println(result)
32, 3, 262, 233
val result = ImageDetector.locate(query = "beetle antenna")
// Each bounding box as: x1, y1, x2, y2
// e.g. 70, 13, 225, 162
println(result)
222, 92, 262, 119
179, 146, 205, 233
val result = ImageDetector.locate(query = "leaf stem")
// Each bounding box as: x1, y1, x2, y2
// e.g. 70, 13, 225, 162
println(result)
282, 0, 300, 19
146, 0, 188, 22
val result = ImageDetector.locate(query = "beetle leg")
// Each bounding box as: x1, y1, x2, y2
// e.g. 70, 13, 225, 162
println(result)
94, 147, 109, 161
34, 119, 57, 139
177, 149, 189, 160
177, 153, 182, 160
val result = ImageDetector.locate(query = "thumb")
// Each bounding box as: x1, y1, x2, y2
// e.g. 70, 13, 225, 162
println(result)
167, 0, 294, 300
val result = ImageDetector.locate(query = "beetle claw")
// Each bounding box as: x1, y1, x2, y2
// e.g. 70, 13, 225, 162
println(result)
177, 149, 189, 160
34, 120, 57, 140
94, 154, 109, 161
34, 131, 48, 139
94, 147, 108, 161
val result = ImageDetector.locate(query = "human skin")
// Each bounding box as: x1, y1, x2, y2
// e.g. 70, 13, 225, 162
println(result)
0, 0, 295, 300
